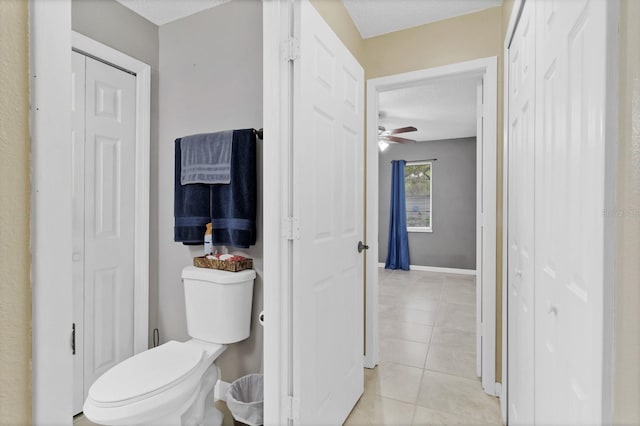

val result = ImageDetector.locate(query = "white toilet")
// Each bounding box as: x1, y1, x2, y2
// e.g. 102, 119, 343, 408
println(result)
83, 266, 256, 426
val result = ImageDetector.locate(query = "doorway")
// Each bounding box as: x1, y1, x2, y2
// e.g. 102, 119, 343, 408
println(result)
30, 22, 151, 420
70, 32, 151, 416
365, 57, 498, 396
71, 49, 138, 414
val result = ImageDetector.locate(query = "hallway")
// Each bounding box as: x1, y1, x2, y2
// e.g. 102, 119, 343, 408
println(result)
345, 269, 501, 425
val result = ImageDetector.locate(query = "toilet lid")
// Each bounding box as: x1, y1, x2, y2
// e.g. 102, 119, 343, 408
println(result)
89, 341, 204, 404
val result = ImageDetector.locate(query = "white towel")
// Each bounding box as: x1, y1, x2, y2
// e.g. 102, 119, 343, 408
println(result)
180, 130, 234, 185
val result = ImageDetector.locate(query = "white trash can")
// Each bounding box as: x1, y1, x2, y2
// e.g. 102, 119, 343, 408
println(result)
225, 373, 263, 426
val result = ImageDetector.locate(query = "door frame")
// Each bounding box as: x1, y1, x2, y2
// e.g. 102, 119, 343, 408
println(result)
263, 1, 293, 424
31, 1, 73, 422
365, 57, 499, 395
71, 31, 151, 356
30, 5, 151, 418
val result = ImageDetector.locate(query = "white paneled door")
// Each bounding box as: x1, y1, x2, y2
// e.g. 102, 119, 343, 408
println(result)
72, 52, 136, 415
506, 0, 609, 423
291, 0, 365, 424
507, 0, 536, 422
534, 0, 607, 423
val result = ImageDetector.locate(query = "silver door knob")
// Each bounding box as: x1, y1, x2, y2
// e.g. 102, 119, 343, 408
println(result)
357, 241, 369, 253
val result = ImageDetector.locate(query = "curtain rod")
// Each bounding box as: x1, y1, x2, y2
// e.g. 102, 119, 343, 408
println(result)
253, 128, 263, 139
390, 158, 437, 163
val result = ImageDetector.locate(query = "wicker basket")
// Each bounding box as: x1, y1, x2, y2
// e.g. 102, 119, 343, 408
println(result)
193, 256, 253, 272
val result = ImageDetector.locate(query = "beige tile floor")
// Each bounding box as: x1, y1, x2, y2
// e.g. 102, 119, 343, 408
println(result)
75, 268, 500, 426
344, 268, 502, 426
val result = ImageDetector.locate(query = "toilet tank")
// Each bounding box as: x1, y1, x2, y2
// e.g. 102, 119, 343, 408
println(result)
182, 266, 256, 344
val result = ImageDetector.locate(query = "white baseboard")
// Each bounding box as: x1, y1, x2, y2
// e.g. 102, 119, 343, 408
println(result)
214, 380, 230, 401
499, 382, 507, 424
378, 263, 476, 276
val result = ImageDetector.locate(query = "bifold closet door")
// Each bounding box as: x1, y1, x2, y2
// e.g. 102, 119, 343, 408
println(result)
508, 0, 608, 423
72, 52, 137, 414
533, 0, 607, 423
507, 0, 536, 423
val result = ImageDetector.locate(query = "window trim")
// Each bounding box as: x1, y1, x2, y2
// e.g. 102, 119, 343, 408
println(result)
405, 160, 433, 233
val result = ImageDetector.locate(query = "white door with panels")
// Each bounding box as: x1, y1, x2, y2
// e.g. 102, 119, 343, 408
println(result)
506, 0, 609, 423
534, 0, 607, 423
291, 0, 365, 424
507, 0, 536, 422
72, 51, 137, 415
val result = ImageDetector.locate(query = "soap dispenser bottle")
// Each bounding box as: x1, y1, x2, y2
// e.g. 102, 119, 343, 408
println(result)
204, 222, 213, 255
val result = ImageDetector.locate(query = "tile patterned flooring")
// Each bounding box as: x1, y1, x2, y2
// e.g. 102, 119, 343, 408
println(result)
344, 268, 502, 425
75, 268, 501, 426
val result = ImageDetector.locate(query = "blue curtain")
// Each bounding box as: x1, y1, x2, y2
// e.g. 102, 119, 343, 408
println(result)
385, 160, 410, 270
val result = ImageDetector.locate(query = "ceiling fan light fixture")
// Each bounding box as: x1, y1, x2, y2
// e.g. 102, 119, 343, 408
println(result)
376, 126, 418, 144
378, 140, 389, 152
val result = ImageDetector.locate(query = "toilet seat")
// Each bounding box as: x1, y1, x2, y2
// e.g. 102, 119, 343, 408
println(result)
88, 341, 207, 407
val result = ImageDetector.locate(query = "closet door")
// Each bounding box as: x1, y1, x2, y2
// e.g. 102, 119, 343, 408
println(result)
534, 0, 607, 423
507, 0, 536, 423
83, 55, 137, 393
72, 53, 137, 412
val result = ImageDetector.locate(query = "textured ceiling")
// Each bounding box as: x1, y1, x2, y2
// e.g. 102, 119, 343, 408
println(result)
378, 74, 480, 143
115, 0, 231, 25
342, 0, 502, 39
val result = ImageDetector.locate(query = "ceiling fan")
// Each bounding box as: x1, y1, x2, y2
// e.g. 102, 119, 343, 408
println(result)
378, 125, 418, 144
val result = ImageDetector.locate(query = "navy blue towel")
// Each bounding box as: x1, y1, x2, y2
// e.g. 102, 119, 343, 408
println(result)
210, 129, 257, 248
174, 139, 211, 245
174, 129, 257, 248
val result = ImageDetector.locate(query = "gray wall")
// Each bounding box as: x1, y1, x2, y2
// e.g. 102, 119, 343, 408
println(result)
158, 1, 264, 382
72, 0, 161, 348
379, 137, 476, 270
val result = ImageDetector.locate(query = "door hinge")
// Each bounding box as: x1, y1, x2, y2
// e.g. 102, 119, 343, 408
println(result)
71, 323, 76, 355
281, 37, 300, 62
286, 396, 300, 421
282, 217, 300, 240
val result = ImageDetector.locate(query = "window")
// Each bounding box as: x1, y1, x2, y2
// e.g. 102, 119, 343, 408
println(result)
405, 161, 432, 232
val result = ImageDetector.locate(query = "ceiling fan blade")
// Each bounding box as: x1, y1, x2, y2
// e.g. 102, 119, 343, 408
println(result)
385, 126, 417, 135
380, 135, 416, 144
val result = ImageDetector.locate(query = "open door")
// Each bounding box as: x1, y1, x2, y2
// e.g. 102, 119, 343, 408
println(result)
291, 0, 365, 423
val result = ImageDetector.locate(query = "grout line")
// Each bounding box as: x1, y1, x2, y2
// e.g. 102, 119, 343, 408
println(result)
423, 365, 480, 382
415, 366, 427, 406
423, 320, 437, 370
408, 404, 418, 426
420, 368, 486, 384
375, 393, 421, 407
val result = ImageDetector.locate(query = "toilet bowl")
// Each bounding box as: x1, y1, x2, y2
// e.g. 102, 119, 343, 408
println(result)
83, 267, 256, 425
